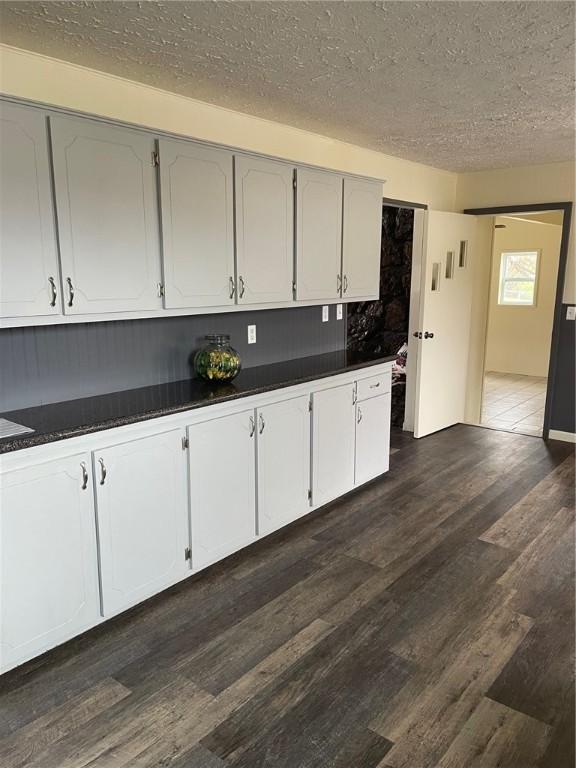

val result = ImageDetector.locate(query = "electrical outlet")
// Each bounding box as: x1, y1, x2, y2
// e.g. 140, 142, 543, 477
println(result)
336, 303, 343, 320
247, 324, 257, 344
322, 305, 329, 322
567, 306, 576, 321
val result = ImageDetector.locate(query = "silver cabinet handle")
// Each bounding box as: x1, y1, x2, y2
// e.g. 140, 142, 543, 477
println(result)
249, 415, 255, 437
48, 276, 57, 307
337, 274, 342, 294
229, 276, 236, 300
80, 461, 88, 490
98, 457, 107, 485
343, 274, 348, 294
66, 277, 74, 307
259, 413, 265, 434
357, 406, 363, 424
370, 382, 381, 389
239, 275, 246, 299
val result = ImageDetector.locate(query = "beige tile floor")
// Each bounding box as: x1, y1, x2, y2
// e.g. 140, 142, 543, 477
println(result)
480, 371, 547, 437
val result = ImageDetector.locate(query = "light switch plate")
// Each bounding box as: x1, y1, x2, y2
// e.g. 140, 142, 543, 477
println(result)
566, 306, 576, 321
322, 305, 329, 322
247, 324, 257, 344
336, 303, 343, 320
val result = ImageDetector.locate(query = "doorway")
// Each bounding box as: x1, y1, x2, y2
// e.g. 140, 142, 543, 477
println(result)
464, 202, 572, 440
347, 202, 416, 428
479, 211, 563, 437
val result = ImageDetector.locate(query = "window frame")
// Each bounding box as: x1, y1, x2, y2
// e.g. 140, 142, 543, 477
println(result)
498, 249, 541, 307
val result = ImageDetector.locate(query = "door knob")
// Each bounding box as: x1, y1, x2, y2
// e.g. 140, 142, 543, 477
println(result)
424, 331, 434, 339
413, 331, 422, 339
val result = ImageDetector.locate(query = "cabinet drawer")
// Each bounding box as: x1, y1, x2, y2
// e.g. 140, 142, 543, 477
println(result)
356, 371, 391, 401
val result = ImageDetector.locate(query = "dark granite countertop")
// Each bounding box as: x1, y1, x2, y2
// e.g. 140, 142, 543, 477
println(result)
0, 350, 395, 453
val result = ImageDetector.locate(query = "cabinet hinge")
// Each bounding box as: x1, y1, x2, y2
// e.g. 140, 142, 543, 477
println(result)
182, 436, 189, 450
308, 398, 313, 412
151, 150, 160, 167
158, 282, 165, 298
308, 489, 312, 501
292, 171, 297, 190
292, 280, 297, 294
185, 547, 192, 561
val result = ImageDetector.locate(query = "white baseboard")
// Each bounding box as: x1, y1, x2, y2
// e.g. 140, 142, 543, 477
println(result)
549, 429, 576, 443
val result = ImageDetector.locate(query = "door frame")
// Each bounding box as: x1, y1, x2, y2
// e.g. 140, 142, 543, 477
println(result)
463, 201, 573, 440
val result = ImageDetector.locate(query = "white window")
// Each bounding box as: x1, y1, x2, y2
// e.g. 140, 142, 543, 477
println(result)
498, 250, 540, 306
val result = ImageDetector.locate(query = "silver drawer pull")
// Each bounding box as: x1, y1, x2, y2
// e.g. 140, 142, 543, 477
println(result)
337, 274, 342, 294
259, 413, 265, 434
357, 407, 363, 424
66, 277, 74, 307
80, 462, 88, 490
48, 276, 57, 307
229, 276, 236, 299
98, 457, 107, 485
239, 275, 246, 299
343, 274, 348, 294
369, 382, 381, 389
249, 415, 255, 437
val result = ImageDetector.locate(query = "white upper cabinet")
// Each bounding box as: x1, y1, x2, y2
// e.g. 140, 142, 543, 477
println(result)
158, 139, 235, 309
234, 155, 294, 304
188, 409, 257, 570
0, 453, 100, 673
50, 116, 162, 315
295, 168, 343, 301
341, 177, 382, 300
257, 394, 311, 536
94, 429, 189, 617
311, 382, 356, 507
0, 103, 61, 318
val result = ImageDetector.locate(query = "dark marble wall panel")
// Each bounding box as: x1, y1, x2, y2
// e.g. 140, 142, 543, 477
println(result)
0, 305, 346, 411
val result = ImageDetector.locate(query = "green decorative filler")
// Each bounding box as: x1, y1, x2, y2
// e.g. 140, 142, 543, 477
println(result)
194, 334, 241, 383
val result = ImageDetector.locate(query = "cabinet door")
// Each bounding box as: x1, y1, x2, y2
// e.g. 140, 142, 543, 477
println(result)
296, 168, 343, 301
234, 156, 294, 304
94, 429, 189, 617
188, 410, 256, 570
311, 383, 356, 507
158, 139, 235, 308
257, 395, 311, 536
0, 454, 99, 672
50, 116, 161, 315
0, 103, 61, 318
342, 177, 382, 300
355, 393, 391, 487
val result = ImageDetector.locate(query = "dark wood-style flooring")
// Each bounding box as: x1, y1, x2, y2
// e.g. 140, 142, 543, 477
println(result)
0, 425, 574, 768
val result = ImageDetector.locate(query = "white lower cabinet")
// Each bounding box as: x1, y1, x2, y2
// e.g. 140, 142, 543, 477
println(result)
257, 394, 311, 536
93, 429, 189, 618
311, 383, 357, 507
355, 393, 391, 486
188, 409, 257, 570
0, 454, 100, 672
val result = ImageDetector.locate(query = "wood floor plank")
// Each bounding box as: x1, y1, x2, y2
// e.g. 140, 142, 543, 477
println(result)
435, 696, 551, 768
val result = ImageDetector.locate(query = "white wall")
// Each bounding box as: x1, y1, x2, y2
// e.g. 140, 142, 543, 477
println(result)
0, 44, 458, 211
456, 162, 575, 304
485, 217, 562, 377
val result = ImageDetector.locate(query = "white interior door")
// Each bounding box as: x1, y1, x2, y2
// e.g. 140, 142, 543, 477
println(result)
234, 155, 294, 304
158, 139, 235, 308
257, 394, 311, 536
413, 210, 480, 438
0, 103, 61, 318
94, 429, 189, 617
51, 116, 162, 315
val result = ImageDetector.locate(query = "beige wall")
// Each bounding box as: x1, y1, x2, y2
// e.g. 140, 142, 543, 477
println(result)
485, 217, 562, 377
0, 44, 458, 210
456, 162, 575, 304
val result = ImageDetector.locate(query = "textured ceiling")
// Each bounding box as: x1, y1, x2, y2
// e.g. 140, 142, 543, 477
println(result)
0, 1, 574, 172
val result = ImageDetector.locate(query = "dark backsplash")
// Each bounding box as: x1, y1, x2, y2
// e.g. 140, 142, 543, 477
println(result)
0, 305, 346, 412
